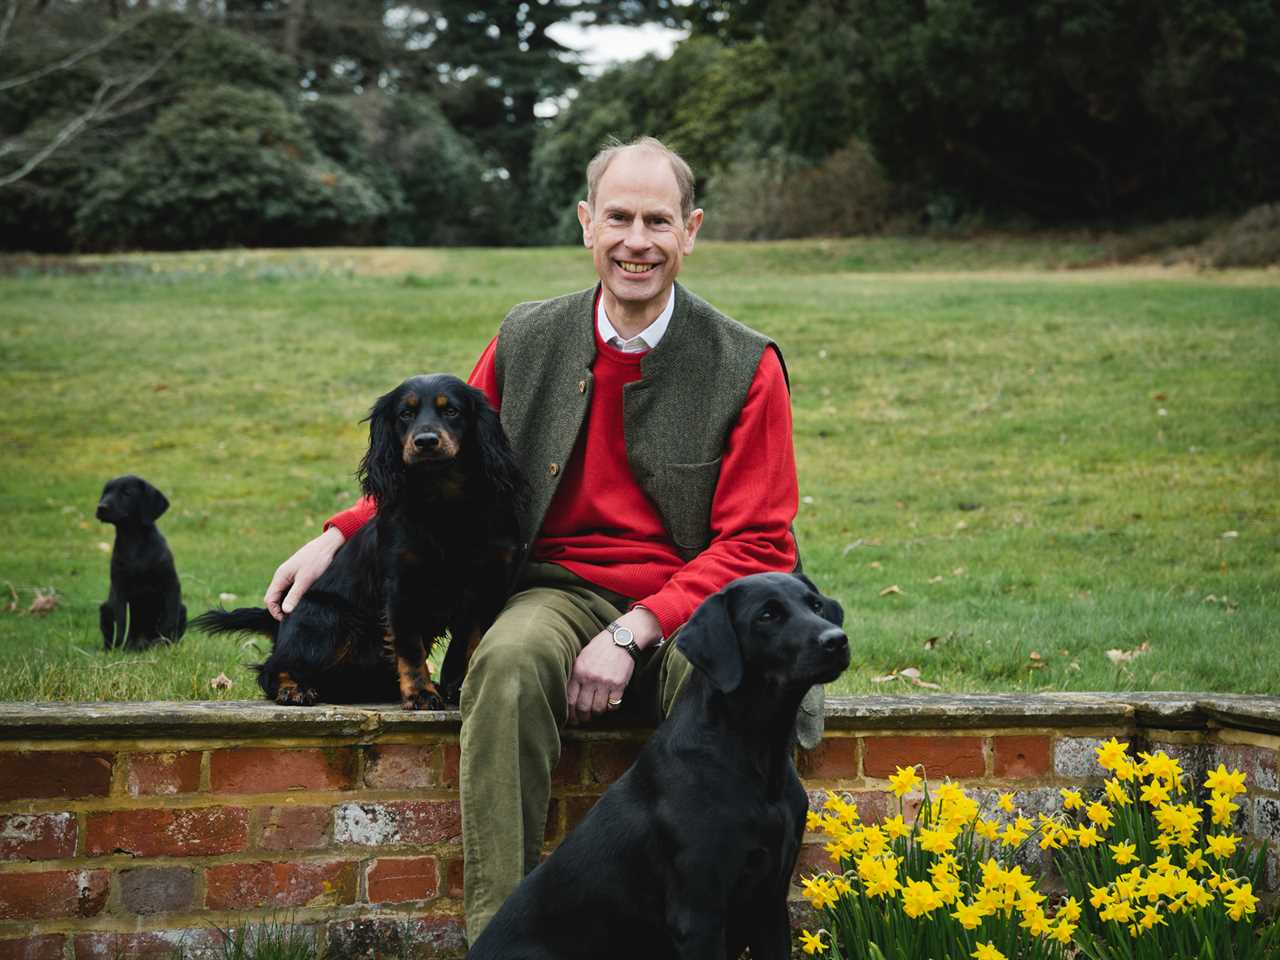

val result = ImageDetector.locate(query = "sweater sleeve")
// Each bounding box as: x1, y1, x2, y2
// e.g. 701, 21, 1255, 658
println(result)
634, 346, 799, 636
323, 336, 503, 537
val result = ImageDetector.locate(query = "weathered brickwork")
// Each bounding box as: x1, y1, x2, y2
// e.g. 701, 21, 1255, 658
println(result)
0, 695, 1274, 959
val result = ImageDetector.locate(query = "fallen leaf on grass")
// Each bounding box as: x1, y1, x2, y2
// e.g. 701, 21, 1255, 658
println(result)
4, 583, 17, 613
872, 667, 941, 690
28, 589, 60, 615
879, 585, 903, 597
1221, 530, 1239, 540
96, 542, 111, 553
210, 672, 233, 691
1105, 642, 1150, 665
219, 592, 238, 604
1027, 651, 1046, 671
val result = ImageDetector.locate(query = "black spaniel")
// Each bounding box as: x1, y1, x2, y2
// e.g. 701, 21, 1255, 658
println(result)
194, 374, 526, 708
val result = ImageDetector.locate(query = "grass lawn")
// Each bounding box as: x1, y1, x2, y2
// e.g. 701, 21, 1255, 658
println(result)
0, 239, 1276, 701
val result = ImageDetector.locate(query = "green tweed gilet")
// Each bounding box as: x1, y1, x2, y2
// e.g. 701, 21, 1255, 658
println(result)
494, 283, 785, 561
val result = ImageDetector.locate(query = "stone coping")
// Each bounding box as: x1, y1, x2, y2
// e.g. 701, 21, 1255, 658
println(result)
0, 693, 1275, 741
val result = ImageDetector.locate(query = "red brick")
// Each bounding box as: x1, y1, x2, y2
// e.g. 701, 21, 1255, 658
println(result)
564, 794, 601, 834
210, 747, 355, 794
0, 813, 76, 861
587, 739, 644, 784
74, 929, 225, 960
0, 752, 112, 802
333, 800, 461, 846
364, 744, 443, 790
125, 751, 202, 797
0, 935, 65, 960
204, 860, 356, 910
797, 737, 860, 780
0, 869, 108, 920
441, 741, 460, 788
444, 858, 465, 899
864, 735, 985, 780
366, 856, 440, 903
551, 742, 584, 786
85, 806, 249, 857
255, 805, 330, 851
117, 867, 196, 915
994, 736, 1052, 779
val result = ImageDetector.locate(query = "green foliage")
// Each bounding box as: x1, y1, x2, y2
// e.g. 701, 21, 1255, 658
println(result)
1206, 205, 1280, 268
73, 85, 389, 250
848, 0, 1280, 219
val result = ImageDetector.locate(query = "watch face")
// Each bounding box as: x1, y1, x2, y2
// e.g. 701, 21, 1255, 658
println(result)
612, 626, 635, 647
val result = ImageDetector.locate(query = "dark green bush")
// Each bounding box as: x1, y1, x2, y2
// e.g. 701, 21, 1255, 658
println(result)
73, 85, 389, 250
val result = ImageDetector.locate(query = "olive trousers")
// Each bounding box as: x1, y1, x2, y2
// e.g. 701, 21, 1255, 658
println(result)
458, 562, 694, 943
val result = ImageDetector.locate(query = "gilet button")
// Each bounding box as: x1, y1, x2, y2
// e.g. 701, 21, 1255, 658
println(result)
549, 463, 560, 476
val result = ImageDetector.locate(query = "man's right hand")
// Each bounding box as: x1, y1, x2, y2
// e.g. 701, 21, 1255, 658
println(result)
265, 526, 345, 620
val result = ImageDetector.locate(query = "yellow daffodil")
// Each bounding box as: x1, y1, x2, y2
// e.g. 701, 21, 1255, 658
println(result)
918, 824, 957, 855
1225, 881, 1259, 921
799, 929, 827, 955
974, 817, 1000, 842
881, 813, 910, 839
971, 942, 1007, 960
1060, 787, 1083, 809
1139, 904, 1166, 930
1204, 763, 1247, 797
888, 764, 922, 797
1184, 848, 1207, 873
1060, 896, 1083, 922
1086, 801, 1114, 829
1019, 906, 1051, 936
1096, 737, 1130, 770
1110, 840, 1138, 865
1205, 832, 1239, 859
1207, 790, 1239, 826
1088, 883, 1114, 909
1140, 779, 1171, 806
999, 823, 1029, 847
901, 878, 944, 918
1104, 776, 1133, 806
1051, 919, 1076, 944
997, 792, 1015, 813
951, 900, 985, 930
1075, 825, 1102, 848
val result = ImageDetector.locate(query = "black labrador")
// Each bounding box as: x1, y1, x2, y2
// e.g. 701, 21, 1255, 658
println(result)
97, 474, 187, 650
467, 571, 849, 960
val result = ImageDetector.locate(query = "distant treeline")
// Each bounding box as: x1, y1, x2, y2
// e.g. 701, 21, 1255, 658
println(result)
3, 0, 1278, 252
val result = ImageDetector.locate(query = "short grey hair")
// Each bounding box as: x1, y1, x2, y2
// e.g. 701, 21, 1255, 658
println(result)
585, 136, 696, 223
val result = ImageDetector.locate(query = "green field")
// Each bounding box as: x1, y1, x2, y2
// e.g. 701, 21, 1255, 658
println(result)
1, 240, 1277, 701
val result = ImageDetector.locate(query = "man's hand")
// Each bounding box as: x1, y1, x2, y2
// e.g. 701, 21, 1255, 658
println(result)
264, 526, 345, 621
566, 606, 662, 724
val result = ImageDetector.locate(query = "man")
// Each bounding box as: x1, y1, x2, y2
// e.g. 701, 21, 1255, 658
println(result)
264, 136, 799, 941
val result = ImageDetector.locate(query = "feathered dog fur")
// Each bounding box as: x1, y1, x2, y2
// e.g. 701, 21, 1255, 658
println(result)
193, 374, 526, 708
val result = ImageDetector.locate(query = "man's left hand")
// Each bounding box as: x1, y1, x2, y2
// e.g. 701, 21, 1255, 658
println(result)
566, 607, 662, 725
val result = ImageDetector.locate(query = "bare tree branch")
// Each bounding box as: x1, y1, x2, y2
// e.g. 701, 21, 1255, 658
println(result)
0, 0, 19, 54
0, 24, 193, 188
0, 10, 151, 93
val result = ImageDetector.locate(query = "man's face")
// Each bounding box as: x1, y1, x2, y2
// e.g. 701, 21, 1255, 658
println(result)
577, 149, 703, 323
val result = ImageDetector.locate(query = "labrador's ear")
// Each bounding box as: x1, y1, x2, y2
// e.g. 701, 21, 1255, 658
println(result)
138, 479, 169, 523
793, 572, 844, 627
676, 590, 743, 694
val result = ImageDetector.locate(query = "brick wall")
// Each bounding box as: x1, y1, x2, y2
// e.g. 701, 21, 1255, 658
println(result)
0, 694, 1276, 959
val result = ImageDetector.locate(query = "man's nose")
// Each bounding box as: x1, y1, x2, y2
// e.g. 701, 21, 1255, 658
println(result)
623, 218, 651, 248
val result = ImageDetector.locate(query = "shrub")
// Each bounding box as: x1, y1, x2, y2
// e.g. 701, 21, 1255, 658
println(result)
74, 85, 389, 250
701, 140, 890, 241
1206, 204, 1280, 268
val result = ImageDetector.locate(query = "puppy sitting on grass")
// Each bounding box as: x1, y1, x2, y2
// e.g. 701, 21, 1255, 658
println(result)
96, 474, 187, 651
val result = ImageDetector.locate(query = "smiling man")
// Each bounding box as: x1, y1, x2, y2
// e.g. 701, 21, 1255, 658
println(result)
264, 136, 799, 941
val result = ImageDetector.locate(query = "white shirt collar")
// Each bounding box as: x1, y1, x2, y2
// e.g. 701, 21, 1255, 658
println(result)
597, 285, 676, 352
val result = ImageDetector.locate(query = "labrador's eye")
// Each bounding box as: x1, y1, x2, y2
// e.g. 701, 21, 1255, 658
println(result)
809, 597, 824, 613
442, 406, 460, 418
757, 601, 784, 622
398, 409, 415, 421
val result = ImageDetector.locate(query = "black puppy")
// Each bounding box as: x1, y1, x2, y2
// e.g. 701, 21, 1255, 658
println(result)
468, 571, 849, 960
97, 475, 187, 651
194, 374, 525, 709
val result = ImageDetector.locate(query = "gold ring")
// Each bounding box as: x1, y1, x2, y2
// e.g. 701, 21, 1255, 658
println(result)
608, 697, 623, 707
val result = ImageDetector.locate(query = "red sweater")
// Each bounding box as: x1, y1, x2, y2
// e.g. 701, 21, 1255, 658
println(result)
326, 327, 798, 636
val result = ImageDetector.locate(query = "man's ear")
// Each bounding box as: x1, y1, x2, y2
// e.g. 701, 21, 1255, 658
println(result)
675, 591, 743, 694
682, 207, 704, 254
577, 200, 594, 248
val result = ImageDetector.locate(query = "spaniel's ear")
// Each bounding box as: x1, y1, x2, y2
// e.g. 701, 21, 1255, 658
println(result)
137, 479, 169, 523
358, 384, 405, 506
469, 386, 527, 507
676, 590, 743, 694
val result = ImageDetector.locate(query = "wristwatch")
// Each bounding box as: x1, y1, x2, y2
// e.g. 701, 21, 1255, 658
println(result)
606, 620, 641, 662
